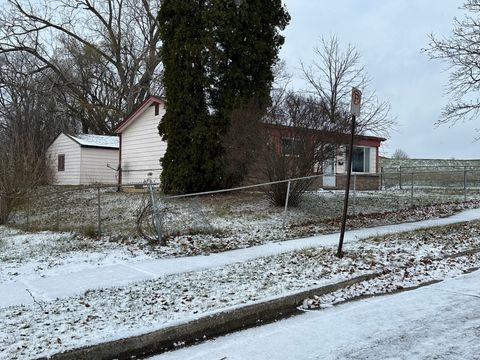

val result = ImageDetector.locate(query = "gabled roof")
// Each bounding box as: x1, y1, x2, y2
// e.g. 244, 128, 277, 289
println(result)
68, 134, 119, 149
113, 95, 165, 134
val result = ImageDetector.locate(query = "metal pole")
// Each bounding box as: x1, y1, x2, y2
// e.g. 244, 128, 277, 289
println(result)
399, 166, 402, 190
0, 196, 4, 226
337, 114, 356, 258
410, 172, 414, 207
380, 166, 384, 190
283, 180, 291, 227
56, 198, 60, 231
464, 167, 467, 202
97, 186, 101, 236
26, 195, 30, 230
148, 180, 163, 243
353, 174, 356, 216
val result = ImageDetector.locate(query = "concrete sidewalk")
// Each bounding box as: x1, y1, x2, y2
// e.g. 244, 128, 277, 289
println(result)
2, 208, 480, 309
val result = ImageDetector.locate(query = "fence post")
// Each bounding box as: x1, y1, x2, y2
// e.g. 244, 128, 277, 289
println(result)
148, 179, 164, 244
410, 172, 414, 207
380, 167, 384, 190
283, 180, 291, 228
464, 167, 467, 202
55, 197, 60, 231
352, 174, 356, 216
0, 194, 3, 225
399, 166, 402, 190
26, 194, 30, 230
97, 186, 101, 236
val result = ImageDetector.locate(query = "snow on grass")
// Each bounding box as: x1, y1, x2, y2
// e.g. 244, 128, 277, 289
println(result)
0, 227, 152, 283
3, 200, 480, 283
302, 255, 479, 310
1, 247, 378, 359
153, 269, 480, 360
2, 221, 480, 359
9, 185, 480, 242
302, 222, 480, 309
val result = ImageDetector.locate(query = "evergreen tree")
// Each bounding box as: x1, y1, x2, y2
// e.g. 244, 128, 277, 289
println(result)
158, 0, 224, 193
209, 0, 290, 111
208, 0, 290, 186
158, 0, 290, 193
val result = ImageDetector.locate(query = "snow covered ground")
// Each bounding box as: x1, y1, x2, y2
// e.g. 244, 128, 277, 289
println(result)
0, 228, 151, 284
8, 186, 480, 247
153, 268, 480, 360
2, 208, 480, 308
2, 199, 480, 287
1, 211, 480, 359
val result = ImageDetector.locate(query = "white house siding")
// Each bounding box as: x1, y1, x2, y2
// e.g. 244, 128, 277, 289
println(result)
120, 104, 167, 184
47, 134, 82, 185
369, 147, 377, 173
79, 147, 118, 184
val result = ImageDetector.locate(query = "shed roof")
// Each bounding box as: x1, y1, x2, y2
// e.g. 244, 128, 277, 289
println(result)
68, 134, 119, 149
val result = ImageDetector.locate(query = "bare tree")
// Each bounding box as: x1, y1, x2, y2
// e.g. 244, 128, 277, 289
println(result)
426, 0, 480, 133
391, 148, 409, 160
259, 91, 348, 207
301, 35, 394, 137
0, 53, 60, 224
0, 132, 51, 225
0, 0, 163, 133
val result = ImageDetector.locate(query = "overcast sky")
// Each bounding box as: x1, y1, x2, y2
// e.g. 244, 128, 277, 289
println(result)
280, 0, 478, 159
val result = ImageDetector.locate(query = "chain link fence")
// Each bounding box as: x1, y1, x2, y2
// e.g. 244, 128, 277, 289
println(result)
2, 168, 480, 245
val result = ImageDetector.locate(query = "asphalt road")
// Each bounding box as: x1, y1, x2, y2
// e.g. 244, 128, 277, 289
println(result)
153, 269, 480, 360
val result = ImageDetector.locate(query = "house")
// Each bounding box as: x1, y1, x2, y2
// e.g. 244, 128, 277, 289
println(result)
264, 124, 385, 190
113, 95, 385, 190
46, 133, 119, 185
113, 95, 166, 185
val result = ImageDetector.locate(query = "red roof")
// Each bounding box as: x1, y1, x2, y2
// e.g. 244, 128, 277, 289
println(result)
114, 95, 165, 133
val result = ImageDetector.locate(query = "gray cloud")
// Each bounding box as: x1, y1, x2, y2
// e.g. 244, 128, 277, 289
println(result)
280, 0, 478, 159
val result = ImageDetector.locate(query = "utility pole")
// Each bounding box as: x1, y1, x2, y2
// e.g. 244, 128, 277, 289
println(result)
337, 87, 362, 258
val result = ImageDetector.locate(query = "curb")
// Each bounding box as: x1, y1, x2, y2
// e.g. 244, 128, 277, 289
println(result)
38, 250, 480, 360
38, 273, 380, 360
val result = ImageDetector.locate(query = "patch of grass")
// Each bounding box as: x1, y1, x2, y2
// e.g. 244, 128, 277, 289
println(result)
81, 224, 98, 239
168, 225, 226, 238
363, 221, 480, 247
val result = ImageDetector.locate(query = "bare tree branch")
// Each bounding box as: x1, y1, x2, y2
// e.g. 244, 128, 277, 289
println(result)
426, 0, 480, 129
301, 35, 395, 137
0, 0, 163, 133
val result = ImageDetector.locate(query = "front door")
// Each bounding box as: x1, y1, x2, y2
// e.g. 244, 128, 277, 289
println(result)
323, 159, 336, 188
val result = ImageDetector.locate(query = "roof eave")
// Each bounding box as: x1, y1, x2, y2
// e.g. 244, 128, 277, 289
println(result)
114, 95, 165, 134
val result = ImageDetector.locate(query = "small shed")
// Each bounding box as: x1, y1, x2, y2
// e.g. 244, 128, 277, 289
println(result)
46, 133, 119, 185
114, 95, 166, 185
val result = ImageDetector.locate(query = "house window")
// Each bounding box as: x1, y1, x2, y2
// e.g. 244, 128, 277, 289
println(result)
352, 147, 370, 173
58, 154, 65, 171
154, 103, 159, 116
282, 138, 304, 156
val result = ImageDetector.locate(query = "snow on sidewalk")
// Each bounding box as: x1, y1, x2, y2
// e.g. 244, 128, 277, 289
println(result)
153, 268, 480, 360
2, 208, 480, 309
